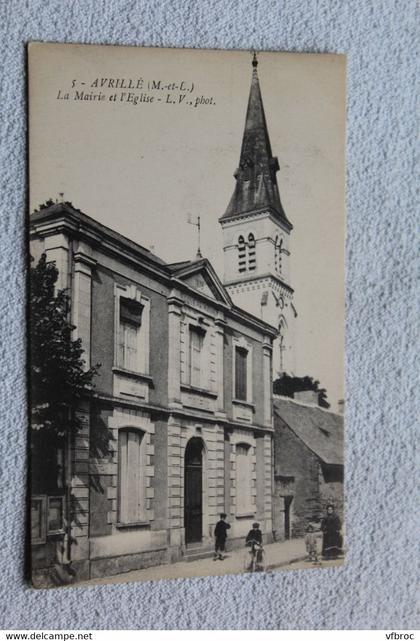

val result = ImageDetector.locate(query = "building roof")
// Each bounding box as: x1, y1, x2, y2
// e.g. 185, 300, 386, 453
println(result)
30, 201, 278, 338
30, 202, 168, 268
220, 55, 292, 229
273, 397, 344, 466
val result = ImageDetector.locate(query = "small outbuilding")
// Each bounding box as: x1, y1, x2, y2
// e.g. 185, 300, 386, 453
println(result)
273, 393, 344, 540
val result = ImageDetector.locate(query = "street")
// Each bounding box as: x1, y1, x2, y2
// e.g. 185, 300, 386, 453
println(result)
76, 538, 344, 587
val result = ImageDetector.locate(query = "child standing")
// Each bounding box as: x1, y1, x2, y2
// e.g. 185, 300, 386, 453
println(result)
214, 513, 231, 560
304, 524, 319, 562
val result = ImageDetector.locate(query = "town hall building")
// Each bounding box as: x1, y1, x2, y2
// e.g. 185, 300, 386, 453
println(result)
30, 200, 276, 585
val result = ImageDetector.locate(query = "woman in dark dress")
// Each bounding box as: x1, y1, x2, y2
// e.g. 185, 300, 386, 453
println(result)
321, 504, 342, 559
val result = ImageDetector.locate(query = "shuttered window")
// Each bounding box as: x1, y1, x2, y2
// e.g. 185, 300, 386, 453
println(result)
235, 346, 248, 400
117, 298, 143, 371
236, 444, 252, 514
118, 429, 144, 524
189, 326, 204, 388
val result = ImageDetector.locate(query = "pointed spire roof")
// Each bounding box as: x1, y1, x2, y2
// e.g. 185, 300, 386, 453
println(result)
221, 54, 292, 229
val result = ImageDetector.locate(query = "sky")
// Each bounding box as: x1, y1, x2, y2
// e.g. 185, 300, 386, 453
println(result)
29, 44, 345, 409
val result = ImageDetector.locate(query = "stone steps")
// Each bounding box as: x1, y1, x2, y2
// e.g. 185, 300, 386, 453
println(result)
184, 544, 214, 563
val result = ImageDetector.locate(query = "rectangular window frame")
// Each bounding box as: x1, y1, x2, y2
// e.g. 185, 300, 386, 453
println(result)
31, 494, 66, 543
47, 495, 65, 535
235, 346, 248, 401
233, 337, 253, 404
235, 443, 254, 516
118, 428, 147, 526
188, 325, 206, 389
114, 285, 150, 376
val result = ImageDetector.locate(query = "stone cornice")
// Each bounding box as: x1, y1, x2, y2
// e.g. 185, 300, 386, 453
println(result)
219, 208, 293, 233
92, 392, 273, 432
225, 272, 294, 294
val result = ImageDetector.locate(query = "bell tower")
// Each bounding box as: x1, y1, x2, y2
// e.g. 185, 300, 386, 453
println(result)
219, 54, 296, 377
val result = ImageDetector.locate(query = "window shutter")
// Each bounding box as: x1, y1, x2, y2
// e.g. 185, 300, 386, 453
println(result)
119, 430, 142, 523
236, 444, 252, 514
189, 326, 204, 388
118, 297, 143, 370
235, 347, 248, 400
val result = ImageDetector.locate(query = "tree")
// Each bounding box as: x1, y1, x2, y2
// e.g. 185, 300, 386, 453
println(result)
30, 253, 99, 492
273, 373, 330, 409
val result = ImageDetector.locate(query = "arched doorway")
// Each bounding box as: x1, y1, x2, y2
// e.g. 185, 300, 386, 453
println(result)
184, 438, 204, 544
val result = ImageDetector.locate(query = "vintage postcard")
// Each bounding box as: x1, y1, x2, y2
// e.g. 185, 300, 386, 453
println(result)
28, 43, 345, 587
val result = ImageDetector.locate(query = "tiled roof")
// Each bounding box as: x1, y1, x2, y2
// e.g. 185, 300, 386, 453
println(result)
220, 60, 292, 229
274, 397, 344, 465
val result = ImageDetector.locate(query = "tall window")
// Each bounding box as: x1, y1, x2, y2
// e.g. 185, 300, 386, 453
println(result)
238, 235, 246, 273
119, 429, 145, 524
118, 297, 143, 371
236, 443, 252, 514
189, 326, 205, 388
247, 233, 256, 271
235, 346, 248, 400
275, 236, 283, 273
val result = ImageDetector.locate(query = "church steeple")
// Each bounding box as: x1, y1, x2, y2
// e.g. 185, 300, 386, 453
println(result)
221, 53, 292, 230
219, 53, 296, 379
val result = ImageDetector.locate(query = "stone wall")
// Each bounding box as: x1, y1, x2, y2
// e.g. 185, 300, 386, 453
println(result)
273, 417, 344, 538
273, 417, 321, 538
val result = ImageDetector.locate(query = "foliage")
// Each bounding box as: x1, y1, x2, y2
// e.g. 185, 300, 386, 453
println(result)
273, 373, 330, 408
30, 253, 99, 439
34, 199, 75, 212
37, 198, 56, 210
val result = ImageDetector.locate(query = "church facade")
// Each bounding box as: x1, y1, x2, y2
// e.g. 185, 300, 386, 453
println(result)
220, 54, 296, 378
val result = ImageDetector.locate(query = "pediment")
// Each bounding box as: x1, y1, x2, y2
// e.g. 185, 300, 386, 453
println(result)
183, 272, 216, 298
171, 260, 232, 306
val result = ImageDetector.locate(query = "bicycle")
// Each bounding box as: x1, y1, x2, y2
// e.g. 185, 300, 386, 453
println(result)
244, 541, 267, 572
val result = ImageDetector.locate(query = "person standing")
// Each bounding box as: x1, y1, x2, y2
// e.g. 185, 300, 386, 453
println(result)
321, 504, 342, 559
304, 523, 319, 562
213, 513, 230, 560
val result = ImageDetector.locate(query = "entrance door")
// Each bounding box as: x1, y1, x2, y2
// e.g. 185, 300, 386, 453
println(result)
184, 438, 203, 544
283, 496, 293, 539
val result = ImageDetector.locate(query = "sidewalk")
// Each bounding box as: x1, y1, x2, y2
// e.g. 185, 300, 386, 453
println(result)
77, 537, 312, 587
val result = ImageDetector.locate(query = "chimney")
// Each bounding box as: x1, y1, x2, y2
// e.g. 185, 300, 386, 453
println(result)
293, 390, 319, 406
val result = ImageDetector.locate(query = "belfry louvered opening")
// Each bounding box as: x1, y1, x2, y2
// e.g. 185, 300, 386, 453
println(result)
247, 233, 256, 271
237, 234, 257, 273
238, 235, 246, 272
